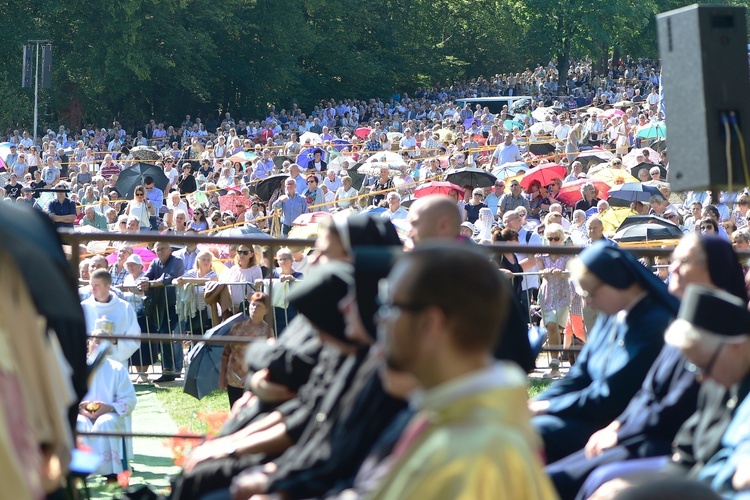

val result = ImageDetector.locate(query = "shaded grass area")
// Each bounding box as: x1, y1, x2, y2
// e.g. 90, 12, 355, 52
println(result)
529, 378, 552, 398
83, 378, 553, 498
153, 385, 230, 434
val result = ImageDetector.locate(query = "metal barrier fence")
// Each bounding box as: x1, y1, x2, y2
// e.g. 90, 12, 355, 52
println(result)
57, 229, 712, 443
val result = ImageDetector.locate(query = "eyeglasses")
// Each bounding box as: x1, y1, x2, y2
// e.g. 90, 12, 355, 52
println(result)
546, 236, 561, 242
377, 301, 431, 320
237, 250, 251, 255
307, 180, 317, 184
510, 183, 519, 188
135, 193, 144, 197
690, 343, 723, 378
575, 280, 604, 299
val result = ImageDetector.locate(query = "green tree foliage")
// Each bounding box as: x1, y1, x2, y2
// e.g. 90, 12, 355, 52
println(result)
0, 0, 748, 130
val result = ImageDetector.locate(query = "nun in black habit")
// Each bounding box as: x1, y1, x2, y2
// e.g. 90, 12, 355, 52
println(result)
172, 216, 402, 499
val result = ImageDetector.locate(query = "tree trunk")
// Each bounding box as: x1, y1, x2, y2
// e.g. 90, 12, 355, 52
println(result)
558, 38, 571, 96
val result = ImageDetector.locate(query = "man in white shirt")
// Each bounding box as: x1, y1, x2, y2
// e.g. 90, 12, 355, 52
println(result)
381, 191, 409, 220
398, 128, 418, 158
490, 133, 522, 168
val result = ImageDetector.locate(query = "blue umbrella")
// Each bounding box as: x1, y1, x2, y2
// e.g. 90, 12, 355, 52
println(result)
503, 119, 524, 131
608, 182, 664, 203
296, 147, 326, 169
183, 313, 249, 400
332, 139, 351, 152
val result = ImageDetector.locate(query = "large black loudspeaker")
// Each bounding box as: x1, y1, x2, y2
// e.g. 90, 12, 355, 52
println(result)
22, 44, 32, 89
41, 44, 52, 89
657, 5, 750, 192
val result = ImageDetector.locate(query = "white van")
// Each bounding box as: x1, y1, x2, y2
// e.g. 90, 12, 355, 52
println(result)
455, 96, 534, 115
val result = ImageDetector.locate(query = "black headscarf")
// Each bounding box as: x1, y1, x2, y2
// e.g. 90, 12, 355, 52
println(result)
334, 214, 401, 254
353, 248, 402, 341
287, 262, 356, 344
699, 235, 749, 304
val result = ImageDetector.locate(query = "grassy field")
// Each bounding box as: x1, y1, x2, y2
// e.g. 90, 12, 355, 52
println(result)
529, 379, 552, 398
153, 385, 231, 434
153, 379, 555, 431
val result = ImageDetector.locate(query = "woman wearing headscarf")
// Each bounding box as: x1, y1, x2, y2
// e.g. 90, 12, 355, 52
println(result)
547, 234, 748, 499
530, 241, 679, 464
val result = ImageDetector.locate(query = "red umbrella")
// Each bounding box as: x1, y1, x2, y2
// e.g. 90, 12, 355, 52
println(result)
293, 211, 332, 226
557, 179, 610, 206
354, 127, 373, 139
520, 164, 567, 190
414, 181, 465, 199
219, 195, 251, 216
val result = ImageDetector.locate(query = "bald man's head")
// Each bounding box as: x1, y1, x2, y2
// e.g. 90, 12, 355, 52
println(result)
407, 195, 462, 245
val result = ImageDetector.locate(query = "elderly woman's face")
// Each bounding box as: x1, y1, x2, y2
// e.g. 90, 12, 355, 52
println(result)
668, 238, 713, 298
545, 231, 563, 245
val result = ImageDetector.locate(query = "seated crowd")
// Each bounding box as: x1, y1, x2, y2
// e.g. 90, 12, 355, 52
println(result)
15, 55, 750, 498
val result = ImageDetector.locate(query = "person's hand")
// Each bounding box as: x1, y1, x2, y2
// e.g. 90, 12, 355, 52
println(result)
138, 278, 151, 291
250, 369, 296, 403
230, 469, 269, 500
229, 393, 256, 418
584, 426, 619, 458
733, 456, 750, 490
588, 478, 633, 500
182, 440, 233, 473
528, 399, 550, 416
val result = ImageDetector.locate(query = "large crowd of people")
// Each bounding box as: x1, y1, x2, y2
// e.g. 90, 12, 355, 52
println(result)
7, 55, 750, 499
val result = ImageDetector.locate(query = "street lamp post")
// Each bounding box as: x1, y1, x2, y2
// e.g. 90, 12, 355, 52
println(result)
22, 40, 52, 144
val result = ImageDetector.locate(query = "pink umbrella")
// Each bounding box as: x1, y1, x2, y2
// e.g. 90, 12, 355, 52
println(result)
414, 181, 465, 199
601, 109, 625, 119
354, 127, 373, 139
519, 164, 567, 190
219, 195, 251, 216
557, 179, 610, 206
293, 212, 332, 226
106, 247, 157, 267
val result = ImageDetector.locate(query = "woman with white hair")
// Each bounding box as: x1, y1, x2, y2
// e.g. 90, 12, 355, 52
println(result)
536, 223, 573, 378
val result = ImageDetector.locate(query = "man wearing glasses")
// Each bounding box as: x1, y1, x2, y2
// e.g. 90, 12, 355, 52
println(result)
272, 179, 308, 236
372, 244, 556, 499
484, 181, 505, 217
498, 180, 530, 217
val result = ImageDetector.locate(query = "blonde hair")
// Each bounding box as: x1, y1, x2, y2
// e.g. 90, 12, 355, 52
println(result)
543, 222, 566, 241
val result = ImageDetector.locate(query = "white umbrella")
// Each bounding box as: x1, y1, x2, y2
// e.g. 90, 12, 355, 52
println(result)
299, 131, 322, 145
365, 151, 407, 166
492, 161, 528, 180
328, 155, 357, 172
386, 132, 403, 143
530, 122, 556, 135
532, 106, 554, 122
357, 162, 402, 177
